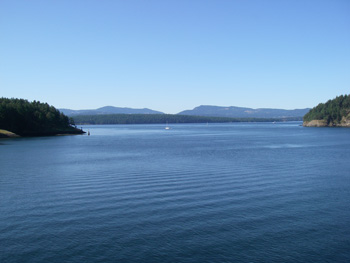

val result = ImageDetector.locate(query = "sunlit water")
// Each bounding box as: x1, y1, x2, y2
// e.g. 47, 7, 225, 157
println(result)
1, 122, 350, 263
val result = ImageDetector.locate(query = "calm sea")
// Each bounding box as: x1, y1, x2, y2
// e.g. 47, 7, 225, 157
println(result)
1, 122, 349, 263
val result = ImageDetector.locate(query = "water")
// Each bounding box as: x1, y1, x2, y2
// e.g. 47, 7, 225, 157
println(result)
1, 122, 349, 263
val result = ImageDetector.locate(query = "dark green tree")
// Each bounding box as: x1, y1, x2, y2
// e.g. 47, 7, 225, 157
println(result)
0, 98, 84, 136
303, 95, 350, 125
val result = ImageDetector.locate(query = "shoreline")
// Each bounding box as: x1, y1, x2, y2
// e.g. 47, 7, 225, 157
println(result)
0, 128, 85, 138
303, 120, 350, 127
0, 129, 20, 138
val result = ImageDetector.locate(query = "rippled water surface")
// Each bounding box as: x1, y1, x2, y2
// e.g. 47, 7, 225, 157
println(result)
1, 123, 350, 263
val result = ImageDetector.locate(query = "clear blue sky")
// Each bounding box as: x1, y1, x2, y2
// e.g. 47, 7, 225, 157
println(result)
1, 0, 349, 113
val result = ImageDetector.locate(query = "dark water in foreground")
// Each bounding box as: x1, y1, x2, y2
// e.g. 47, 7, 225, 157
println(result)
1, 123, 350, 263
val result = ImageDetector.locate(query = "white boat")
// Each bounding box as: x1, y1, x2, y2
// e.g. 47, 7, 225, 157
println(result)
165, 122, 170, 130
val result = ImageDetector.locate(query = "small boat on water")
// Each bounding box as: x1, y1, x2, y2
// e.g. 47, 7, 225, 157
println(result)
165, 122, 170, 130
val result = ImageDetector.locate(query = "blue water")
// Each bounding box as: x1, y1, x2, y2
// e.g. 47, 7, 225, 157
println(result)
1, 122, 350, 263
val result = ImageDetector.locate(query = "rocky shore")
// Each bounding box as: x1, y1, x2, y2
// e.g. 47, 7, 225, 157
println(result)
303, 118, 350, 127
0, 129, 20, 138
0, 128, 85, 138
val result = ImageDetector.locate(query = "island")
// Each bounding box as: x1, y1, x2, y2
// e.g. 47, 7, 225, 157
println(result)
303, 95, 350, 127
0, 98, 85, 137
72, 113, 302, 125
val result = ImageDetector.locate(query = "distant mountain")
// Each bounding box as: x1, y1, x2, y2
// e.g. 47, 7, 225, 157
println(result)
60, 105, 310, 119
59, 106, 164, 116
178, 105, 310, 118
72, 114, 301, 125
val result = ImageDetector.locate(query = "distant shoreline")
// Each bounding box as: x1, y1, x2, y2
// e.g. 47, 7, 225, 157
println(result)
72, 113, 303, 125
77, 121, 303, 126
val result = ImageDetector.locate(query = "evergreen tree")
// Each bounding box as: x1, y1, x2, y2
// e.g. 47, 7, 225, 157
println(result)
303, 95, 350, 125
0, 98, 83, 136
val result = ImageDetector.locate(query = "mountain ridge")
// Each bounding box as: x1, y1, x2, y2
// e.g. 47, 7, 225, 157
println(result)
177, 105, 310, 118
59, 106, 164, 116
60, 105, 309, 118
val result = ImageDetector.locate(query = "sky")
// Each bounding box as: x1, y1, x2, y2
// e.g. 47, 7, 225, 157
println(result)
1, 0, 349, 114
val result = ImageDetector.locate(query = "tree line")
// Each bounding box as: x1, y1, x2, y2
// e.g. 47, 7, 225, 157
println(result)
72, 113, 302, 125
0, 98, 82, 136
303, 95, 350, 124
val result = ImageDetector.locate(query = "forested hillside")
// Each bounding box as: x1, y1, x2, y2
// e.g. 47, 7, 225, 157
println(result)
0, 98, 84, 136
303, 95, 350, 127
178, 105, 309, 118
72, 114, 302, 125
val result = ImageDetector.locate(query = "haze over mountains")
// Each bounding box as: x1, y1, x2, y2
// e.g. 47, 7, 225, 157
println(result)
60, 105, 310, 119
178, 105, 310, 118
59, 106, 163, 116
